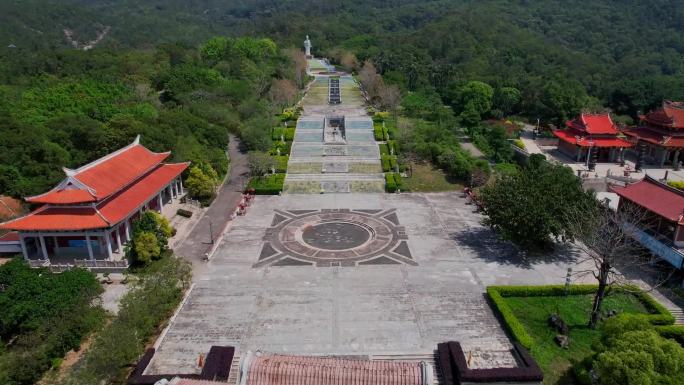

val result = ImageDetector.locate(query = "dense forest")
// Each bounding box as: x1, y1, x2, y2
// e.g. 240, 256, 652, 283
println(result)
2, 0, 684, 118
0, 36, 305, 197
1, 0, 684, 198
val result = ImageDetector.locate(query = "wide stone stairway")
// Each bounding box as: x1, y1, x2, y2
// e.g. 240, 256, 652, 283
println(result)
283, 65, 384, 193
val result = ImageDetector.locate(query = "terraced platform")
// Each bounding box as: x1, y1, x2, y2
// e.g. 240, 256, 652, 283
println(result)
285, 69, 383, 193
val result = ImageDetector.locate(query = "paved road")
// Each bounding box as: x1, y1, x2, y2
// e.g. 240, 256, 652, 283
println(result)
175, 134, 249, 270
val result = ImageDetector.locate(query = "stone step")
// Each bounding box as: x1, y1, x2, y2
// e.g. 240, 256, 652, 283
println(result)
288, 156, 381, 163
285, 173, 385, 181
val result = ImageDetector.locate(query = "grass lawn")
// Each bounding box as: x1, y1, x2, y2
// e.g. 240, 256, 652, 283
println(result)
504, 293, 648, 385
401, 163, 462, 192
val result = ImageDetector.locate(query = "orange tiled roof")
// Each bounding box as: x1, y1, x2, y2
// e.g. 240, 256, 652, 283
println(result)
566, 113, 618, 135
0, 162, 188, 232
643, 100, 684, 130
243, 354, 427, 385
553, 128, 633, 148
26, 137, 170, 205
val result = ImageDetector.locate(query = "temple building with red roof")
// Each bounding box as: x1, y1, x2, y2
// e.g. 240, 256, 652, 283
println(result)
0, 136, 188, 267
553, 113, 633, 166
623, 100, 684, 167
610, 175, 684, 269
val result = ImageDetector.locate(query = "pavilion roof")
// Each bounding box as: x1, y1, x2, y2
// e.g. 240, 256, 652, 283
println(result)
642, 100, 684, 130
553, 128, 633, 148
623, 127, 684, 148
26, 136, 170, 205
566, 113, 619, 135
0, 162, 188, 232
610, 175, 684, 224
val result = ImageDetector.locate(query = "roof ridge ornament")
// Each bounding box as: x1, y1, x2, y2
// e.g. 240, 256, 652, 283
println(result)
63, 167, 77, 177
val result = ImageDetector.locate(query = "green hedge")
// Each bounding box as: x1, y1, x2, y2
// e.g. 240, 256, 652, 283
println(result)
379, 143, 390, 155
385, 173, 397, 192
657, 325, 684, 345
270, 140, 292, 156
271, 127, 295, 141
393, 173, 403, 190
381, 154, 391, 172
274, 155, 289, 173
487, 284, 675, 349
247, 173, 285, 195
374, 125, 384, 141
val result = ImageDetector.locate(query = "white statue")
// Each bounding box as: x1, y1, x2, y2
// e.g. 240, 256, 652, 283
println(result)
304, 35, 312, 58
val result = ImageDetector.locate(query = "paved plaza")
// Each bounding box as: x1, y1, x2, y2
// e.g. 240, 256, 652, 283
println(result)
146, 192, 593, 375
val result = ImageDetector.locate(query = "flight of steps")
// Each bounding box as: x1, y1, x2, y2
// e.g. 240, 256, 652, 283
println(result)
670, 307, 684, 324
225, 352, 442, 385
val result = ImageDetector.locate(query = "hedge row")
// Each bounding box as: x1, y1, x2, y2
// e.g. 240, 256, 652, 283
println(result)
274, 155, 289, 173
487, 285, 675, 349
385, 172, 403, 193
657, 325, 684, 345
374, 122, 389, 141
271, 127, 295, 141
270, 140, 292, 156
247, 173, 285, 195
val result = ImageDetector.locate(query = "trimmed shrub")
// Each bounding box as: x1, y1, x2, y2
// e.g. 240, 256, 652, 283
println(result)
274, 155, 289, 173
487, 284, 675, 349
657, 325, 684, 345
393, 173, 403, 190
247, 173, 285, 195
668, 181, 684, 190
389, 156, 398, 171
379, 143, 390, 155
381, 154, 391, 172
487, 286, 535, 349
374, 124, 385, 141
176, 208, 193, 218
385, 173, 397, 192
283, 127, 295, 141
272, 127, 283, 141
513, 138, 526, 150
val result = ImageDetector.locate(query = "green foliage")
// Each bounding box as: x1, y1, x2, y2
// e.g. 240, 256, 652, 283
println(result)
493, 162, 520, 176
61, 257, 192, 385
480, 158, 596, 249
667, 181, 684, 190
127, 211, 174, 265
0, 260, 104, 385
385, 173, 397, 192
487, 286, 534, 349
247, 173, 285, 195
185, 164, 219, 205
592, 314, 684, 385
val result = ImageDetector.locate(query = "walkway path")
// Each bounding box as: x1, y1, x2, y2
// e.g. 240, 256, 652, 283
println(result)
283, 60, 384, 193
174, 134, 249, 272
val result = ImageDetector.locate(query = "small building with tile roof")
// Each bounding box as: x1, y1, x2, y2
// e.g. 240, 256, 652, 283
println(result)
623, 100, 684, 167
610, 175, 684, 269
0, 136, 188, 267
553, 113, 633, 164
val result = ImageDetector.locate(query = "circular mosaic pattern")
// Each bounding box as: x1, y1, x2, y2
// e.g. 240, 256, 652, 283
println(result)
301, 222, 372, 250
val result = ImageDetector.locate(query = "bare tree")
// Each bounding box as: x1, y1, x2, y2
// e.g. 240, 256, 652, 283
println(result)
340, 51, 359, 72
268, 79, 298, 109
248, 151, 276, 177
378, 83, 402, 117
358, 61, 382, 101
285, 48, 308, 89
569, 199, 667, 328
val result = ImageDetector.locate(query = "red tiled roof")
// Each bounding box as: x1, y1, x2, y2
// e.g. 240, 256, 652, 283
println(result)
0, 232, 19, 242
0, 196, 23, 219
643, 100, 684, 129
611, 176, 684, 224
553, 129, 633, 148
243, 354, 427, 385
0, 163, 188, 232
623, 127, 684, 148
0, 206, 109, 231
26, 139, 170, 205
566, 113, 618, 135
98, 163, 188, 225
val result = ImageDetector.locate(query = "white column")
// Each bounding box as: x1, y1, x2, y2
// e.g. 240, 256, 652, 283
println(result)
39, 234, 48, 261
124, 220, 131, 241
19, 234, 28, 261
157, 193, 163, 211
179, 178, 184, 194
104, 232, 113, 260
85, 234, 94, 260
53, 236, 60, 254
168, 184, 174, 200
175, 179, 181, 196
115, 227, 122, 252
